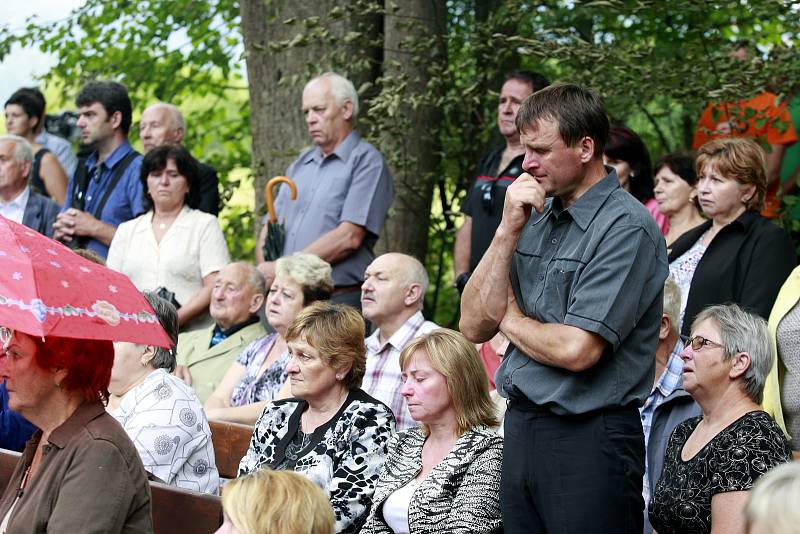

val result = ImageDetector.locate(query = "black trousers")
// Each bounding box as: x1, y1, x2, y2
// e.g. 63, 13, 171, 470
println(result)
501, 399, 645, 534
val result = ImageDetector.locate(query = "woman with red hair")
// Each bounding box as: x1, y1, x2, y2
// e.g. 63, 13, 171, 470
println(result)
0, 328, 152, 533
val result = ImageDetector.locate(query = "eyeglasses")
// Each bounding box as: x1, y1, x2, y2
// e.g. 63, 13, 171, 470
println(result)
684, 335, 724, 352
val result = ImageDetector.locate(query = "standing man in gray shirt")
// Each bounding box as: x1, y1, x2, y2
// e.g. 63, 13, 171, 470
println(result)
460, 83, 668, 534
256, 72, 394, 310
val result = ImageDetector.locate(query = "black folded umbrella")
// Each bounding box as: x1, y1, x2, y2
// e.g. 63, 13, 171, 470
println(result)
262, 176, 297, 262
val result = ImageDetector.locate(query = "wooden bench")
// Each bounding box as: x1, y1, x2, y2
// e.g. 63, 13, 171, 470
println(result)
0, 448, 221, 533
151, 482, 221, 534
209, 420, 253, 479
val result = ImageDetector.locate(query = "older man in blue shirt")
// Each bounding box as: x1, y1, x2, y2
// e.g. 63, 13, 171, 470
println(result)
53, 81, 144, 258
256, 72, 394, 310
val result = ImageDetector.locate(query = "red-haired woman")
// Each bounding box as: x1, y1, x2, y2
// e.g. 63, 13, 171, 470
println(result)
0, 329, 152, 533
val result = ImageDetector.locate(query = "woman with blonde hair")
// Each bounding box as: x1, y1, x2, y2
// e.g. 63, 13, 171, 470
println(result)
745, 462, 800, 534
361, 328, 503, 534
216, 469, 335, 534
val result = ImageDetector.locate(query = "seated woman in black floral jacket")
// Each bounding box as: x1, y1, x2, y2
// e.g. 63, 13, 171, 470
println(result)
361, 328, 503, 534
649, 304, 791, 534
238, 302, 395, 534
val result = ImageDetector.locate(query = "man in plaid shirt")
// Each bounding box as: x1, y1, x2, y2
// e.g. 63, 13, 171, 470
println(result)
361, 253, 439, 429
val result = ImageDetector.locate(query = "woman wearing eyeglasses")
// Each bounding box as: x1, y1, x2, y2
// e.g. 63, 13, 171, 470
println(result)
649, 304, 791, 534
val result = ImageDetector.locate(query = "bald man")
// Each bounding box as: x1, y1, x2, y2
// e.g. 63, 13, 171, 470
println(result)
139, 102, 220, 215
360, 253, 439, 429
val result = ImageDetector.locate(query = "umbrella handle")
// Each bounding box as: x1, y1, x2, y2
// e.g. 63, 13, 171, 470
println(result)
264, 176, 297, 224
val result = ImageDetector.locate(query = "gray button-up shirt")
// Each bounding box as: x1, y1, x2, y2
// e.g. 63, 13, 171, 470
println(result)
274, 131, 395, 287
497, 171, 668, 415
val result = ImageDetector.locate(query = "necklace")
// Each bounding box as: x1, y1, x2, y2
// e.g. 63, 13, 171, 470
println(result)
152, 214, 177, 231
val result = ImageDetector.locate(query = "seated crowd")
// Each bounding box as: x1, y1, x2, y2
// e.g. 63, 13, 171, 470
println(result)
0, 68, 799, 534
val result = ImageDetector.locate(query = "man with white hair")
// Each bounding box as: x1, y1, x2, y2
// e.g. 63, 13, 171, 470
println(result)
139, 102, 220, 215
361, 253, 439, 429
256, 72, 395, 310
641, 277, 701, 534
0, 134, 60, 236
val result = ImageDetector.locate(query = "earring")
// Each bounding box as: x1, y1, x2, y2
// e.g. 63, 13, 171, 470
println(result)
336, 374, 342, 380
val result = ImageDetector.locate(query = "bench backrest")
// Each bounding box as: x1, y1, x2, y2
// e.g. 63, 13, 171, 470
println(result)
151, 482, 222, 534
209, 420, 253, 479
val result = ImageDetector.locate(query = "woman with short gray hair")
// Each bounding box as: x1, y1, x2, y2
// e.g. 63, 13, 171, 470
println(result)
650, 303, 791, 534
205, 253, 334, 424
108, 291, 219, 494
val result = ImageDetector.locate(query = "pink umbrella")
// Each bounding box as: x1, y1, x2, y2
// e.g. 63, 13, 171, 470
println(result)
0, 216, 172, 347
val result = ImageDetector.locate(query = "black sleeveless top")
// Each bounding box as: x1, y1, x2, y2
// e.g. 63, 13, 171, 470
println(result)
31, 147, 51, 198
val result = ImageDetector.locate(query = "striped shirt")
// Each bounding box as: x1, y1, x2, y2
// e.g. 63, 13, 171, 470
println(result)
363, 311, 439, 430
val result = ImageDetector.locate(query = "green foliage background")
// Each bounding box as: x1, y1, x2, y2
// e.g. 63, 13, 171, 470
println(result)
2, 0, 799, 326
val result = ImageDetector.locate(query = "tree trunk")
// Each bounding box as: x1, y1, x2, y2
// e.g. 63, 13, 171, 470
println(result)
376, 0, 446, 260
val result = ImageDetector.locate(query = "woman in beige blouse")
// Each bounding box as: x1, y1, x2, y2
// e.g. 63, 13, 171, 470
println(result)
107, 144, 229, 332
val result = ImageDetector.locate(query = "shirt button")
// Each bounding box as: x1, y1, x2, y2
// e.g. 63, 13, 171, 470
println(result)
538, 274, 544, 281
504, 378, 511, 385
551, 238, 558, 244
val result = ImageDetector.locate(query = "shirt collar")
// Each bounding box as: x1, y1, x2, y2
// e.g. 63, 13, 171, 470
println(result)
302, 130, 360, 165
654, 339, 685, 398
47, 401, 107, 449
558, 169, 621, 231
86, 140, 134, 171
0, 186, 30, 209
215, 315, 260, 338
366, 310, 426, 353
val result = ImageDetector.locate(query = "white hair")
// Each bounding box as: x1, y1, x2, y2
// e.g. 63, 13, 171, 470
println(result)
0, 134, 33, 164
307, 72, 359, 119
663, 276, 681, 335
149, 102, 185, 132
692, 303, 772, 403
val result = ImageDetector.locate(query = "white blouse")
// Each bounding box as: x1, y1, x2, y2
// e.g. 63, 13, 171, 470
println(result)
106, 206, 230, 332
112, 369, 220, 494
382, 479, 415, 534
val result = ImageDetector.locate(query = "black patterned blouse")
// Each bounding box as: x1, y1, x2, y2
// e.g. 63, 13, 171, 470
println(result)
649, 411, 791, 534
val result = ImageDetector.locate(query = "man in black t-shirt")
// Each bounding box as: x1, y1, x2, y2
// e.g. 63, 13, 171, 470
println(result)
453, 71, 549, 293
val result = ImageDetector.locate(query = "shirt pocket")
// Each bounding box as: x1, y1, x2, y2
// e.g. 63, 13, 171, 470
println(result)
539, 258, 581, 322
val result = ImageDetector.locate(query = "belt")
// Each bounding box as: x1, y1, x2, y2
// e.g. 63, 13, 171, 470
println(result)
332, 284, 362, 296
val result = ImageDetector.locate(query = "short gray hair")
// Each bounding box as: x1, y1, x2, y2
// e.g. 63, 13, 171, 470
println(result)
401, 255, 429, 309
143, 291, 179, 372
663, 276, 681, 335
0, 134, 33, 165
230, 262, 267, 298
691, 303, 773, 403
275, 253, 334, 304
151, 102, 185, 132
308, 72, 359, 119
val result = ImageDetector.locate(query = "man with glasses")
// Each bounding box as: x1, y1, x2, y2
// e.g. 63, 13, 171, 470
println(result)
453, 71, 549, 294
640, 277, 701, 534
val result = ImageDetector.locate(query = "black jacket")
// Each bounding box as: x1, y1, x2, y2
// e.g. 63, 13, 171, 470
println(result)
668, 211, 796, 336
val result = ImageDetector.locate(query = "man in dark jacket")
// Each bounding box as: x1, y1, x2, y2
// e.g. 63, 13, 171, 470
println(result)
0, 135, 59, 237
